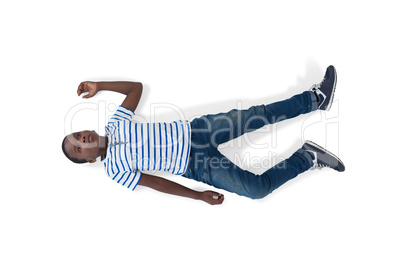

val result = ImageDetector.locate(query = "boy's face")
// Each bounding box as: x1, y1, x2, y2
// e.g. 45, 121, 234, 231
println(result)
64, 130, 101, 163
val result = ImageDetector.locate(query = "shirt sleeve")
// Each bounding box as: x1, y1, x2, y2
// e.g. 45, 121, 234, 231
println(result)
107, 169, 142, 191
108, 105, 135, 125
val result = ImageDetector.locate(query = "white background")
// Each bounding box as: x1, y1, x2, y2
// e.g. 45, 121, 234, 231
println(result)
1, 1, 401, 267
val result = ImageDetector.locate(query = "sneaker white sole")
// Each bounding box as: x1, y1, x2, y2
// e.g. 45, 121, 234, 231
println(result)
325, 67, 337, 111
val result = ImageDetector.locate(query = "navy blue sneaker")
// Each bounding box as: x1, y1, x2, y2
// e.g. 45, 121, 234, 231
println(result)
302, 140, 345, 172
310, 65, 337, 111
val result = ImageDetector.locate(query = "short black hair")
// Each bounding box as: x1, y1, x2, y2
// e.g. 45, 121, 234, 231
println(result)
62, 136, 87, 164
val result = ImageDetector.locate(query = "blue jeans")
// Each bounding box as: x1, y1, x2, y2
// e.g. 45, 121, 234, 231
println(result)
181, 91, 318, 199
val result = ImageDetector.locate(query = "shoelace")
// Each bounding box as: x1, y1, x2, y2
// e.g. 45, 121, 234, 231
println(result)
312, 163, 331, 170
310, 77, 325, 91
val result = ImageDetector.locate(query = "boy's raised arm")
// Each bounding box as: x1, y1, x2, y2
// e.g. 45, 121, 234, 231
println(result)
77, 81, 143, 113
138, 173, 224, 205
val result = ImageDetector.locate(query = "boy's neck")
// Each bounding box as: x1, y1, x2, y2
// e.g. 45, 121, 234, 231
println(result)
98, 136, 108, 158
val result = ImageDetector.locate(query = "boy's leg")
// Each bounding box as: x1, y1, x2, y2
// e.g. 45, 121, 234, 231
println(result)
190, 91, 318, 149
182, 141, 344, 199
195, 146, 314, 199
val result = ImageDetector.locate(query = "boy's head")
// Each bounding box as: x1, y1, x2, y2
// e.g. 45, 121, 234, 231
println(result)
62, 130, 101, 164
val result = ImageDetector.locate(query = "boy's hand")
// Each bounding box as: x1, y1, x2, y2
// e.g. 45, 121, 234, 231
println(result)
77, 81, 98, 99
200, 191, 224, 205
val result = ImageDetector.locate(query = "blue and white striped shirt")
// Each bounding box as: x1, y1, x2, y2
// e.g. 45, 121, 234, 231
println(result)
103, 106, 192, 191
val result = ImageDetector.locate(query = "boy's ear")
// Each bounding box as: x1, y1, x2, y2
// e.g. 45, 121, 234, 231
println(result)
88, 158, 97, 163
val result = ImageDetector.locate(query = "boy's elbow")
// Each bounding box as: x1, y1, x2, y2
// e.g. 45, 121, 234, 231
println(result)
137, 82, 143, 91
